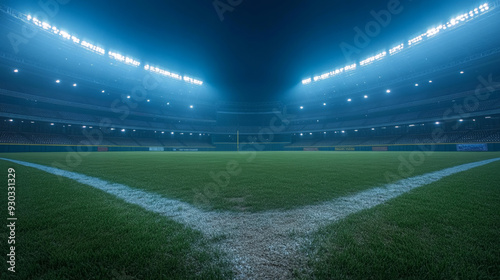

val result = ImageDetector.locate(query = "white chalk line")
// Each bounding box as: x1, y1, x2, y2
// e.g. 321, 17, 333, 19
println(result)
1, 157, 499, 279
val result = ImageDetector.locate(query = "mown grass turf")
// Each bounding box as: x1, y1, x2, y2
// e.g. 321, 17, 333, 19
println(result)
302, 161, 500, 279
1, 151, 499, 212
0, 161, 232, 279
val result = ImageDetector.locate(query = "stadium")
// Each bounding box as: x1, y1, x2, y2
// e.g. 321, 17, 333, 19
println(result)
1, 0, 499, 279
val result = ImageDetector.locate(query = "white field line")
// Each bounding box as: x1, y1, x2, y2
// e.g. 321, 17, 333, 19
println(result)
1, 157, 499, 279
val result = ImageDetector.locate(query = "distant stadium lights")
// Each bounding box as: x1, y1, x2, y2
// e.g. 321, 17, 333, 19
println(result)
360, 51, 386, 66
26, 16, 106, 55
300, 133, 303, 136
302, 3, 491, 85
460, 71, 465, 74
435, 122, 440, 125
459, 119, 464, 122
101, 90, 105, 93
183, 76, 203, 86
147, 99, 150, 102
145, 65, 183, 82
189, 105, 194, 109
121, 129, 126, 132
415, 83, 419, 87
127, 95, 131, 99
429, 80, 433, 83
323, 103, 327, 106
72, 83, 77, 87
108, 51, 140, 67
312, 63, 357, 82
55, 79, 60, 83
82, 125, 86, 128
386, 89, 391, 93
389, 44, 404, 55
300, 106, 304, 109
13, 69, 18, 73
347, 98, 352, 102
364, 95, 368, 99
23, 14, 202, 84
8, 119, 13, 122
171, 132, 174, 135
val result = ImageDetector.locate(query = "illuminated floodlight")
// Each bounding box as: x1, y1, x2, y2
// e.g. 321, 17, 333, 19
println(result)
183, 76, 203, 85
144, 65, 183, 82
109, 51, 140, 67
310, 133, 313, 135
121, 129, 126, 132
127, 95, 131, 99
81, 41, 105, 55
171, 132, 174, 135
435, 122, 440, 125
147, 99, 150, 102
312, 63, 357, 83
102, 90, 105, 93
460, 71, 464, 74
8, 119, 13, 122
50, 123, 54, 126
300, 133, 303, 136
56, 79, 60, 83
82, 125, 86, 128
13, 69, 19, 73
408, 33, 425, 46
302, 78, 312, 85
341, 131, 345, 134
161, 131, 165, 134
389, 44, 404, 55
189, 105, 194, 109
167, 102, 170, 105
300, 106, 304, 109
72, 83, 77, 87
371, 128, 375, 131
459, 119, 464, 122
386, 89, 391, 93
110, 128, 116, 131
355, 130, 358, 132
347, 98, 352, 102
429, 80, 433, 83
364, 95, 368, 99
415, 83, 419, 87
323, 103, 327, 106
360, 51, 387, 66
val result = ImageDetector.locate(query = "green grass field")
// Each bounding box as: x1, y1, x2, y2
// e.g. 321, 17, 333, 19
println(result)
1, 151, 499, 279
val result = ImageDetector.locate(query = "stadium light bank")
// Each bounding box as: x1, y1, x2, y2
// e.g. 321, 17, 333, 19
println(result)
301, 3, 492, 85
21, 13, 203, 86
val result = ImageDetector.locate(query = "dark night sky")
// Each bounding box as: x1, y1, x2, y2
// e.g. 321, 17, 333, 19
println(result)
3, 0, 482, 101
